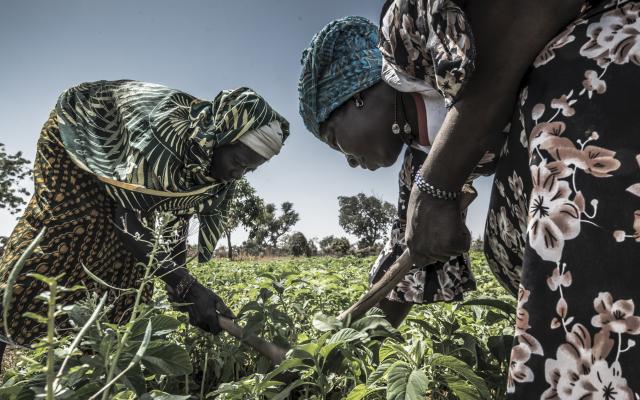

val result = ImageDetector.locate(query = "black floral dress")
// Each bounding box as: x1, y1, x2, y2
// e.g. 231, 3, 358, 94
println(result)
378, 0, 640, 397
484, 1, 640, 398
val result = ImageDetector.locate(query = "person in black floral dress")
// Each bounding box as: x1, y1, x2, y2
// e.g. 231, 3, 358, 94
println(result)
375, 0, 640, 398
484, 1, 640, 397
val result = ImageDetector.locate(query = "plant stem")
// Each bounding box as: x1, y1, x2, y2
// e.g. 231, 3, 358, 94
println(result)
46, 280, 57, 400
100, 225, 160, 400
54, 293, 108, 391
200, 352, 209, 399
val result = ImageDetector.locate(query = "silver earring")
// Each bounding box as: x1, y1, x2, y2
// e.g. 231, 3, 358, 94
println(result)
392, 91, 401, 134
354, 93, 364, 108
391, 90, 412, 135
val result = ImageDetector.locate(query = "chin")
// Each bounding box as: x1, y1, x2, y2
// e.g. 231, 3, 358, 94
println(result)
378, 151, 400, 168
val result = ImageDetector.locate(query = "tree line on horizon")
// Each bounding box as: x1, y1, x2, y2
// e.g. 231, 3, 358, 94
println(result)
0, 149, 400, 260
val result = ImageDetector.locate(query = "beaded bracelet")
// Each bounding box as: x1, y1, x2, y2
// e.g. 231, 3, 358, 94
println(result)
414, 173, 460, 200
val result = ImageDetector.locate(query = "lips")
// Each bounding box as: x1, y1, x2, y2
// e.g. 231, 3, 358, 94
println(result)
361, 159, 380, 171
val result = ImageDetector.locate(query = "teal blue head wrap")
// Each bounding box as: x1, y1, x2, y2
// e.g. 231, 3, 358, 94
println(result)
298, 16, 382, 140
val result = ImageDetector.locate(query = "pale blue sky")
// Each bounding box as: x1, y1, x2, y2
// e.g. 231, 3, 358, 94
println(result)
0, 0, 493, 246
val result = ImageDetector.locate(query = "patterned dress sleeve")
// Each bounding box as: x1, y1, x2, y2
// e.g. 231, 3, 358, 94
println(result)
369, 145, 477, 304
378, 0, 476, 106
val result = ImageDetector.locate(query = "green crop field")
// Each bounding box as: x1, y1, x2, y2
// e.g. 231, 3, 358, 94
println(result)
1, 253, 516, 399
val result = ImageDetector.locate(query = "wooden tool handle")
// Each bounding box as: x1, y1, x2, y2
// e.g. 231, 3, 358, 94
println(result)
218, 316, 288, 365
338, 188, 477, 322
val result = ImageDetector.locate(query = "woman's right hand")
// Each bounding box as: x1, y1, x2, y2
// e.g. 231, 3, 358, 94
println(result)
405, 188, 471, 264
168, 281, 235, 335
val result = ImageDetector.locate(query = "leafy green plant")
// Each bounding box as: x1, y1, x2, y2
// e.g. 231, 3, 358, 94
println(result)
2, 247, 516, 399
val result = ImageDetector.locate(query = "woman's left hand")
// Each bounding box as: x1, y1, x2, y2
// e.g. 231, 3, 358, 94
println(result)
405, 187, 472, 265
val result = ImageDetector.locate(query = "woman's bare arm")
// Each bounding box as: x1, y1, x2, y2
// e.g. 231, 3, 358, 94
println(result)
406, 0, 585, 262
420, 0, 585, 189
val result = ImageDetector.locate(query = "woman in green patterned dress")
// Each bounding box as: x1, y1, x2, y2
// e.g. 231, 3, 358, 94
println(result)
0, 80, 289, 357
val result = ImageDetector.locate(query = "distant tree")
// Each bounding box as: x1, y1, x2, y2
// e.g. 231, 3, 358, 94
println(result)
241, 239, 264, 257
338, 193, 396, 249
471, 236, 484, 252
319, 235, 351, 257
0, 143, 31, 256
319, 235, 337, 255
0, 143, 31, 214
223, 179, 265, 260
329, 237, 352, 257
307, 238, 319, 257
287, 232, 310, 257
249, 202, 300, 250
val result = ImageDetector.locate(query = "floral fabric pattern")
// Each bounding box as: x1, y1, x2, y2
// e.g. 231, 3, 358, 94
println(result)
485, 1, 640, 398
379, 0, 476, 105
369, 145, 475, 303
370, 141, 502, 304
375, 0, 514, 304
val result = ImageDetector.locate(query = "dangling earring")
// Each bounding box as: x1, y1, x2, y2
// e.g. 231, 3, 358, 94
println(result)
392, 90, 412, 140
354, 92, 364, 109
392, 90, 401, 134
399, 92, 412, 135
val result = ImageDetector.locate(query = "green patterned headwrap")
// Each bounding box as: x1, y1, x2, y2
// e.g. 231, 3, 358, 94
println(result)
298, 16, 382, 140
56, 80, 289, 190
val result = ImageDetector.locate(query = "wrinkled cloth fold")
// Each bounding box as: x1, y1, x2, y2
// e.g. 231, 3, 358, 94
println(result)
379, 0, 476, 106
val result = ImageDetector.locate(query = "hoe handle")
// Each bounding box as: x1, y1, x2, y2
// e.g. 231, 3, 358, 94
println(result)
218, 316, 288, 365
339, 188, 477, 322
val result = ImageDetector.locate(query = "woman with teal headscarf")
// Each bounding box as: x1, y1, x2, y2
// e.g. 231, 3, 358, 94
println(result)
0, 80, 289, 351
299, 15, 502, 327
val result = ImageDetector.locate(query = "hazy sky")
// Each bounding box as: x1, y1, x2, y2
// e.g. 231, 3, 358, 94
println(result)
0, 0, 494, 246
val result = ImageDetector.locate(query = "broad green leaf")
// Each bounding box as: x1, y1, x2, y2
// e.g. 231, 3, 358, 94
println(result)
328, 328, 367, 344
131, 315, 180, 340
140, 391, 191, 400
385, 361, 411, 400
312, 314, 341, 332
444, 376, 481, 400
379, 340, 408, 363
368, 358, 396, 385
141, 343, 193, 376
350, 315, 393, 333
431, 354, 490, 399
345, 383, 367, 400
319, 341, 343, 359
386, 363, 429, 400
266, 358, 307, 379
292, 342, 319, 358
459, 298, 516, 316
405, 369, 429, 400
272, 381, 316, 400
112, 391, 137, 399
485, 310, 509, 325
